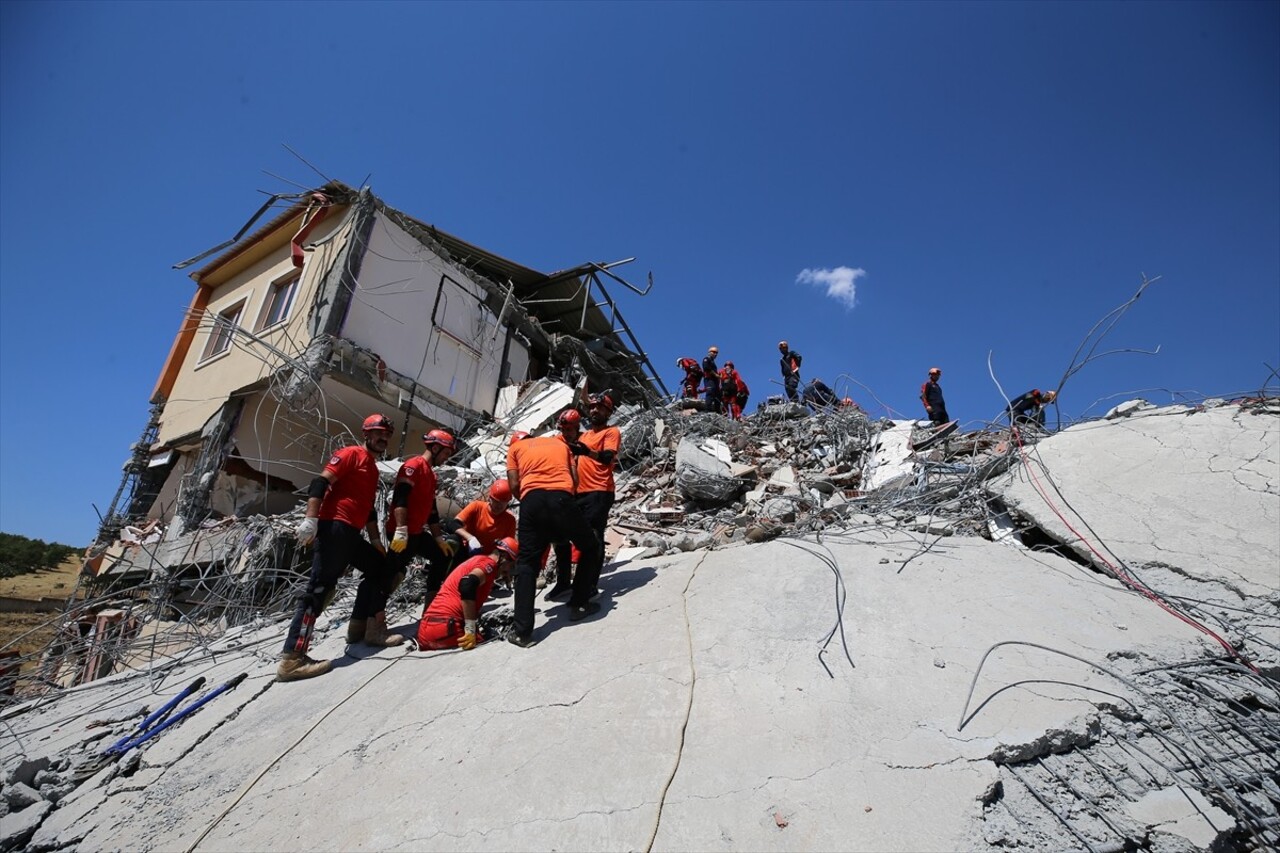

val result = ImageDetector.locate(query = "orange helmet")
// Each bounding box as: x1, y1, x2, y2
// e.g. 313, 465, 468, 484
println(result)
557, 409, 581, 428
489, 479, 512, 502
362, 414, 393, 433
422, 429, 457, 451
509, 431, 529, 445
841, 397, 854, 407
494, 537, 519, 561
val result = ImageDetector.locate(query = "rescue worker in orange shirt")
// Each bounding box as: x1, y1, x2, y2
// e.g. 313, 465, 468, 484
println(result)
416, 537, 518, 650
676, 357, 703, 400
279, 414, 398, 682
506, 431, 603, 645
454, 479, 517, 558
553, 390, 621, 601
384, 429, 460, 622
548, 408, 584, 596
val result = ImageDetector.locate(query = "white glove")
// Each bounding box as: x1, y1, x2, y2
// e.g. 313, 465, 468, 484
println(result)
390, 526, 409, 553
466, 536, 482, 553
295, 517, 318, 547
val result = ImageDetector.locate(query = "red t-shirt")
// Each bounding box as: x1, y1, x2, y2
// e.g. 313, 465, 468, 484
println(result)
576, 425, 620, 494
455, 500, 516, 553
420, 555, 499, 626
319, 445, 380, 527
506, 436, 575, 497
385, 455, 438, 534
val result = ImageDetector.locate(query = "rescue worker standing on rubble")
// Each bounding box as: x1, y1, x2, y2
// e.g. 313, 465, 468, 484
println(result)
920, 367, 950, 426
506, 430, 603, 645
384, 429, 460, 619
416, 537, 518, 650
556, 391, 621, 600
702, 346, 722, 413
548, 408, 585, 596
676, 357, 703, 400
730, 363, 750, 417
1008, 389, 1057, 429
778, 341, 802, 402
280, 414, 399, 682
453, 479, 516, 558
719, 363, 743, 420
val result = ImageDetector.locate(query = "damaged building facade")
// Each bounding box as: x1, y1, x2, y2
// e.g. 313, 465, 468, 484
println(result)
62, 182, 665, 686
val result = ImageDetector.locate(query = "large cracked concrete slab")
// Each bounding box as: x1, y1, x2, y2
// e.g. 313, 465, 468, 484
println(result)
992, 404, 1279, 600
3, 523, 1226, 852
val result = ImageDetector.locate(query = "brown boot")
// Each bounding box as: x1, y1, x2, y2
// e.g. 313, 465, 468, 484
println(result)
363, 611, 405, 647
347, 618, 367, 644
277, 651, 332, 682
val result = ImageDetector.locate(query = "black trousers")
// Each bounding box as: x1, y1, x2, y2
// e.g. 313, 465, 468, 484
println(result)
552, 491, 615, 584
513, 490, 601, 638
283, 520, 393, 654
784, 375, 800, 401
385, 531, 455, 603
928, 406, 950, 426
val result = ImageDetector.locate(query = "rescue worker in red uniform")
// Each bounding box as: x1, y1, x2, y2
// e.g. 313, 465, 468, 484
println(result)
279, 414, 398, 682
720, 362, 747, 420
506, 431, 602, 645
1008, 389, 1057, 428
676, 357, 703, 400
454, 479, 516, 557
553, 391, 621, 601
416, 537, 518, 650
384, 429, 460, 622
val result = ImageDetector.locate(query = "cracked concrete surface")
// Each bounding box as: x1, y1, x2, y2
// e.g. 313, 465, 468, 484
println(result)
2, 403, 1277, 851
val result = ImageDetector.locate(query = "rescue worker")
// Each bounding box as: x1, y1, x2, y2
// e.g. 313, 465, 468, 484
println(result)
778, 341, 802, 402
548, 408, 584, 595
920, 367, 949, 426
728, 362, 750, 416
384, 429, 460, 621
416, 537, 518, 650
702, 346, 722, 413
1008, 389, 1058, 428
556, 390, 621, 601
506, 429, 603, 645
279, 414, 399, 682
676, 357, 703, 400
454, 479, 517, 558
719, 363, 742, 420
801, 378, 839, 411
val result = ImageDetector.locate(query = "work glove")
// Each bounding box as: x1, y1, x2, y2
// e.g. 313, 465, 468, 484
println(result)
567, 440, 589, 456
435, 536, 457, 558
466, 535, 482, 553
390, 526, 409, 553
458, 619, 479, 651
295, 517, 318, 547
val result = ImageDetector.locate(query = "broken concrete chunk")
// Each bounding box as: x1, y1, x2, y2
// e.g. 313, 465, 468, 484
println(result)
0, 800, 52, 851
5, 757, 50, 789
1104, 399, 1152, 419
3, 782, 40, 810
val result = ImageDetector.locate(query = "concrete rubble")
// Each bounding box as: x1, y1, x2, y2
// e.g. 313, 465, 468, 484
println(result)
1, 395, 1277, 851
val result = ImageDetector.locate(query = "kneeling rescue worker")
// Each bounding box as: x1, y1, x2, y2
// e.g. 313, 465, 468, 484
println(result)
417, 537, 518, 650
279, 414, 399, 682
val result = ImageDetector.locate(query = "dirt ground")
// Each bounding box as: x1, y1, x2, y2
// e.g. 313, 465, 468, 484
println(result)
0, 557, 85, 665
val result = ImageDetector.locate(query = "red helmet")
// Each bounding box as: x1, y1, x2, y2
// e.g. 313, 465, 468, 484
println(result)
489, 479, 512, 502
587, 391, 615, 411
557, 409, 581, 429
494, 536, 519, 561
509, 431, 529, 445
362, 414, 393, 433
841, 397, 855, 407
422, 429, 457, 451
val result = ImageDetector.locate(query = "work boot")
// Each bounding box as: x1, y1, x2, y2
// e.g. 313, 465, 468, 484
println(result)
568, 601, 602, 622
363, 611, 405, 647
346, 618, 367, 644
277, 652, 332, 682
544, 581, 572, 601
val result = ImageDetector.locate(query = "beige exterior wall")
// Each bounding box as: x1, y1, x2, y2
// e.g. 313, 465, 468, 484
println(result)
155, 213, 352, 446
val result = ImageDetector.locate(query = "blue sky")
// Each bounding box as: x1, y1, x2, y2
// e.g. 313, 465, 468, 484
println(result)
2, 1, 1277, 546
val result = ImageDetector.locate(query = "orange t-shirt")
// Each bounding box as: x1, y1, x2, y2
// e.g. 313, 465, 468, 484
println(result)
455, 500, 516, 553
576, 425, 620, 494
506, 436, 574, 497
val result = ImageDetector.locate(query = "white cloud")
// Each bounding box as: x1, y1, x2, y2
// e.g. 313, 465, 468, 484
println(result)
795, 266, 865, 310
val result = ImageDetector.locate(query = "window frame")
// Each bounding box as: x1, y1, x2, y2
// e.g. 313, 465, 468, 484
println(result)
199, 298, 247, 363
255, 270, 301, 332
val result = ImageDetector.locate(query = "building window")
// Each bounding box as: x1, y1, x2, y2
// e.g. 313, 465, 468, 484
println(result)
256, 271, 299, 331
201, 300, 245, 361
